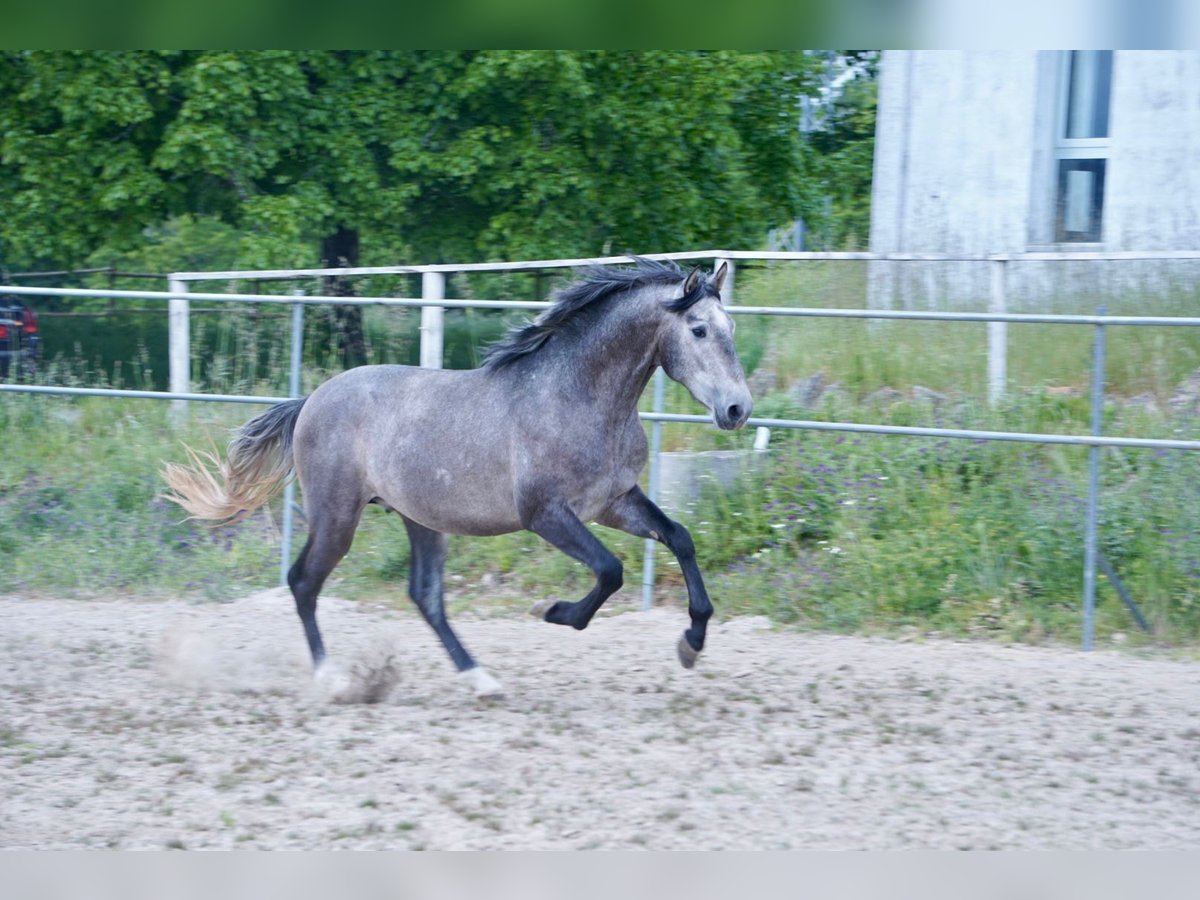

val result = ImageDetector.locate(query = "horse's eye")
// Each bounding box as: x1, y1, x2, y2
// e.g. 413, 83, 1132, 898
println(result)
691, 325, 707, 339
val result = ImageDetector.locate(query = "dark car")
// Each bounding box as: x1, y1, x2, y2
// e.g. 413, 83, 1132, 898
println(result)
0, 298, 40, 379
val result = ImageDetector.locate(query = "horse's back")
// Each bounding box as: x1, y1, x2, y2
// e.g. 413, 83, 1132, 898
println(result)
294, 365, 523, 534
298, 364, 491, 434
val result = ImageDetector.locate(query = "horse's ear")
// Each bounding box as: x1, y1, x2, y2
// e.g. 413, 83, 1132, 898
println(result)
683, 266, 702, 295
713, 261, 728, 295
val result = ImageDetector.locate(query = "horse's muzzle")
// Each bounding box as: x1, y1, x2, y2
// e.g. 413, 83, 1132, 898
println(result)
713, 395, 753, 431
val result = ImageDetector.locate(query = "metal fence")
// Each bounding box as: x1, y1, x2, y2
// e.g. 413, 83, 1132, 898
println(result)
3, 248, 1200, 651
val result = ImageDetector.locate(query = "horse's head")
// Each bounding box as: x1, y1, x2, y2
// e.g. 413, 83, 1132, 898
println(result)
659, 263, 753, 431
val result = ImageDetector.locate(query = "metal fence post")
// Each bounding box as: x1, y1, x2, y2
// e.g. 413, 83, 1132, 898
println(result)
988, 258, 1007, 406
1082, 305, 1107, 650
641, 367, 667, 610
421, 272, 445, 369
280, 292, 305, 588
168, 277, 189, 421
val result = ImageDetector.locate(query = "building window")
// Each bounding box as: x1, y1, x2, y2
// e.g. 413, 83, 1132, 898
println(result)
1057, 158, 1106, 242
1054, 51, 1113, 243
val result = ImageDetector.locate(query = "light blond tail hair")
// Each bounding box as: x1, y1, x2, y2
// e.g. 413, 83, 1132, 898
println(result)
161, 398, 305, 524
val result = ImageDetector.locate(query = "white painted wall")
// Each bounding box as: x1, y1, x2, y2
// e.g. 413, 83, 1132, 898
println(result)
871, 51, 1040, 257
870, 50, 1200, 310
1104, 51, 1200, 251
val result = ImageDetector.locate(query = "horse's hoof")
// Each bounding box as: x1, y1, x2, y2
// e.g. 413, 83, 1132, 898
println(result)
459, 666, 505, 701
311, 661, 351, 702
677, 633, 701, 669
313, 659, 400, 705
529, 598, 557, 620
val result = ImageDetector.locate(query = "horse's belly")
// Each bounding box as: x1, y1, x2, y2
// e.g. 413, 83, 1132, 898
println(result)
373, 458, 523, 537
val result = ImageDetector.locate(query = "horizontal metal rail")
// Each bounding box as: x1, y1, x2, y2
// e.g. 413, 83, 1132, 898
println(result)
0, 284, 552, 311
5, 283, 1200, 329
0, 384, 282, 404
14, 250, 1194, 288
640, 413, 1200, 452
724, 306, 1200, 327
163, 248, 1200, 282
169, 250, 729, 281
4, 384, 1198, 453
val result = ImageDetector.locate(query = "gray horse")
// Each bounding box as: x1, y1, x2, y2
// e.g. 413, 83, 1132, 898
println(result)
163, 258, 752, 697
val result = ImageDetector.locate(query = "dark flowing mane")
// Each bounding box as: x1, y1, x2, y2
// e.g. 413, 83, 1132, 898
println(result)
482, 257, 719, 370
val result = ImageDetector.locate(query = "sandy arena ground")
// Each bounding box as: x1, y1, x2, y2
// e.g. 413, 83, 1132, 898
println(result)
2, 590, 1199, 850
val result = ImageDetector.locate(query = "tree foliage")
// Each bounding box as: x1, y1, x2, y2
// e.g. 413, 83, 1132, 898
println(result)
1, 51, 839, 274
796, 51, 878, 250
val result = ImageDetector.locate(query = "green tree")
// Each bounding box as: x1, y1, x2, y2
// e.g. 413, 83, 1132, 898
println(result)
2, 51, 835, 363
799, 51, 878, 250
392, 51, 823, 261
2, 51, 824, 271
0, 51, 180, 271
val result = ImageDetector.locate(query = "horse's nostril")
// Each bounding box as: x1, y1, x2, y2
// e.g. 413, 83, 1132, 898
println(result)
727, 404, 742, 423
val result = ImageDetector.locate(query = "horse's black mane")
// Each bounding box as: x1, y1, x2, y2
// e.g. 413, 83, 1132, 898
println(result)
482, 257, 718, 370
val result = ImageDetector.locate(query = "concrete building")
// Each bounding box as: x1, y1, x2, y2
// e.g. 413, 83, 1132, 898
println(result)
868, 51, 1200, 309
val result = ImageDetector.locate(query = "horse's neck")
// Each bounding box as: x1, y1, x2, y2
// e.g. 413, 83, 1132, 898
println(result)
576, 302, 660, 413
512, 302, 661, 424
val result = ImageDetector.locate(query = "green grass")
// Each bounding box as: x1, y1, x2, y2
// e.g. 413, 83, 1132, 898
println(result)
0, 398, 277, 598
3, 261, 1200, 649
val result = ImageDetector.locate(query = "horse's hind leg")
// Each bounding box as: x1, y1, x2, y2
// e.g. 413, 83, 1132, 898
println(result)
402, 516, 503, 699
287, 500, 364, 670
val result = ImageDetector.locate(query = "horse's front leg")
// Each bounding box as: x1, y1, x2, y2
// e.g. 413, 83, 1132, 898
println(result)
520, 495, 624, 631
598, 486, 711, 669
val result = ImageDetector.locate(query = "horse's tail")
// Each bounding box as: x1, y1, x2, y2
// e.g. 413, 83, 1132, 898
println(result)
162, 398, 307, 523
